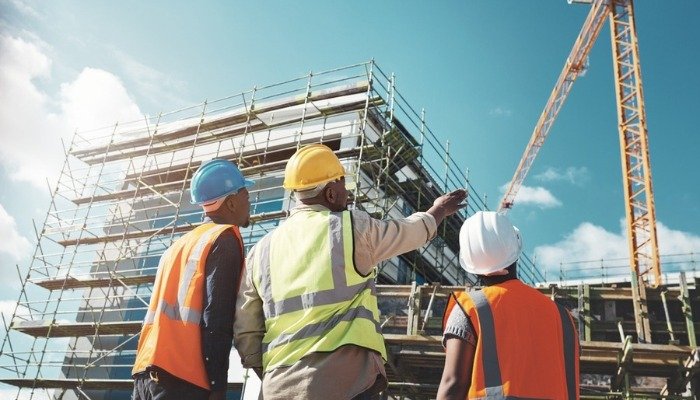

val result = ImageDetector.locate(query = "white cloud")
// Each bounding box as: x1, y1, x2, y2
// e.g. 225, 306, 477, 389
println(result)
6, 0, 42, 19
59, 67, 143, 133
0, 299, 16, 321
0, 300, 18, 340
534, 166, 589, 185
501, 183, 562, 209
489, 106, 512, 117
657, 222, 700, 256
534, 219, 700, 279
0, 203, 31, 260
535, 222, 626, 268
0, 34, 143, 188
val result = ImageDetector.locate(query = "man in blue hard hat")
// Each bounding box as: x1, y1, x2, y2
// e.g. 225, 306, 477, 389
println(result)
132, 159, 253, 400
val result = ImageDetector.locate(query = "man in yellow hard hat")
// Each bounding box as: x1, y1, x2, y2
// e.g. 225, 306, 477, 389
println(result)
234, 144, 466, 399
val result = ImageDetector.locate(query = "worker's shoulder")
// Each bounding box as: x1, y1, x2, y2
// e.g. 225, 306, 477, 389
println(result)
346, 209, 375, 232
348, 208, 371, 220
247, 229, 275, 253
213, 227, 240, 244
205, 229, 242, 260
525, 285, 565, 311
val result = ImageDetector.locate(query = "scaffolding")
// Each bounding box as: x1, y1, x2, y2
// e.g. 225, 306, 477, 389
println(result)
378, 278, 699, 400
1, 60, 688, 400
0, 61, 525, 400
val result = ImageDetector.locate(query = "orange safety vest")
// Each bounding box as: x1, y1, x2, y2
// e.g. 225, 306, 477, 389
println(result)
132, 222, 244, 389
443, 279, 580, 399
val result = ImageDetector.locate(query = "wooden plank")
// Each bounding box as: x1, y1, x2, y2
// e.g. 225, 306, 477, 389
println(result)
71, 82, 370, 160
11, 321, 142, 337
32, 275, 155, 290
0, 378, 243, 391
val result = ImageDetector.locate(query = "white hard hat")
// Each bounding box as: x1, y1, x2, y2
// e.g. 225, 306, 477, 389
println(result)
459, 211, 522, 275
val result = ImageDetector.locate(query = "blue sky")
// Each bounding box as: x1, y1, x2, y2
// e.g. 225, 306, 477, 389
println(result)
1, 0, 699, 396
2, 0, 700, 283
0, 0, 699, 355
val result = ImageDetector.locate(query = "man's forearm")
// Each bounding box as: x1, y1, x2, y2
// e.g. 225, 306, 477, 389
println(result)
202, 329, 232, 391
235, 330, 264, 369
355, 211, 437, 274
233, 259, 266, 370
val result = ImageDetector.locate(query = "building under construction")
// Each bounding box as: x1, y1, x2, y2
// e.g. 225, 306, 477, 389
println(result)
0, 61, 697, 400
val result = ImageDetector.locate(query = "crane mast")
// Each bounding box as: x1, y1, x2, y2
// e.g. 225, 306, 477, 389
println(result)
498, 0, 660, 342
609, 1, 661, 286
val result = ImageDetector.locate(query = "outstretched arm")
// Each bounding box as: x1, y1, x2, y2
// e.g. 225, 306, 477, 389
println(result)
427, 189, 467, 225
353, 189, 468, 275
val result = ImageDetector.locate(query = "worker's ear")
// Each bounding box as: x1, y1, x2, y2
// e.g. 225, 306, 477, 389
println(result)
324, 186, 337, 204
224, 195, 237, 212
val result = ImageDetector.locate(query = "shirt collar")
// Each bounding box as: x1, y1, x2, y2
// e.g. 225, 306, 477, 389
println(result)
479, 264, 519, 286
290, 203, 332, 216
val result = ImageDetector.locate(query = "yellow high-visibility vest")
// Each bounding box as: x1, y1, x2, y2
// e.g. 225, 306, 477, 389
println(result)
251, 209, 386, 371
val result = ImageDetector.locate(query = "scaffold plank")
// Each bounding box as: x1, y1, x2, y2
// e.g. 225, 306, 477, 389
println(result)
0, 378, 243, 391
32, 275, 156, 290
70, 143, 365, 205
11, 321, 141, 337
540, 284, 696, 302
76, 95, 378, 165
56, 210, 289, 247
71, 82, 370, 159
383, 334, 695, 378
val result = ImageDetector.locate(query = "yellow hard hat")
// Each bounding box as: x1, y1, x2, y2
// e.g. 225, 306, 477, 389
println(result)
283, 144, 345, 191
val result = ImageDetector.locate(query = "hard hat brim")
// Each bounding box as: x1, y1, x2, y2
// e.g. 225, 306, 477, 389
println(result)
460, 254, 520, 276
191, 178, 255, 205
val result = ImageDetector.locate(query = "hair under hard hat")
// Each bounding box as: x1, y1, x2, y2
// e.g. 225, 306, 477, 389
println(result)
459, 211, 522, 276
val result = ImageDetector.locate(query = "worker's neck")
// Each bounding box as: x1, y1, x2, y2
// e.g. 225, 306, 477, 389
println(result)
479, 265, 518, 287
205, 213, 236, 226
299, 197, 331, 208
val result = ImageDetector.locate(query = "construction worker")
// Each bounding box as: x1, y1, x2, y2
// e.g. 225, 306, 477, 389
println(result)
132, 159, 253, 400
437, 211, 580, 399
233, 143, 466, 400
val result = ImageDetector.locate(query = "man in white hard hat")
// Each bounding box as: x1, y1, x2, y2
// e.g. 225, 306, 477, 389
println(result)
436, 211, 580, 400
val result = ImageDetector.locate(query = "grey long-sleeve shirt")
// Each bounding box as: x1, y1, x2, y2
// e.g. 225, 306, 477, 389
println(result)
233, 203, 437, 399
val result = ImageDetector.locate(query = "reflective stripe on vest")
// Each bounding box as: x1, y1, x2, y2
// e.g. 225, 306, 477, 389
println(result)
253, 210, 385, 370
457, 287, 579, 400
257, 212, 376, 319
262, 305, 381, 353
470, 290, 503, 393
143, 223, 224, 325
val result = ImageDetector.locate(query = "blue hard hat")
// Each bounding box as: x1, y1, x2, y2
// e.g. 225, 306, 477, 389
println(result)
190, 159, 254, 204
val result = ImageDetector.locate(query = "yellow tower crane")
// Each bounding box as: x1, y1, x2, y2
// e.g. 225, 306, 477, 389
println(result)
498, 0, 659, 343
